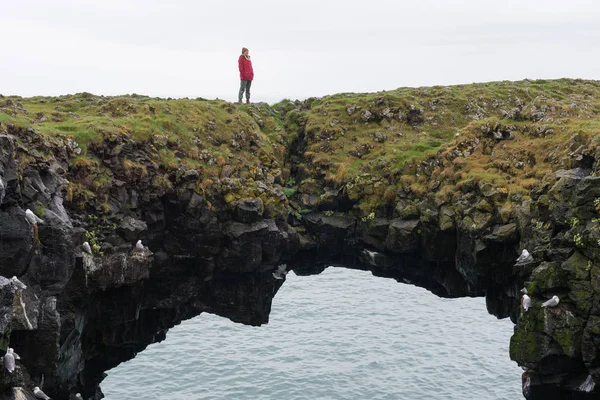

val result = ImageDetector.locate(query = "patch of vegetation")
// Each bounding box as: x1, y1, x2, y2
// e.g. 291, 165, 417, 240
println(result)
270, 78, 600, 212
2, 78, 600, 216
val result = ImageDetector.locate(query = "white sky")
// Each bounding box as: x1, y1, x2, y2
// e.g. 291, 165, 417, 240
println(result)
1, 0, 599, 103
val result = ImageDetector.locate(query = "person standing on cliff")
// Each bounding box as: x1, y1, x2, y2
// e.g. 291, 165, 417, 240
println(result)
238, 47, 254, 104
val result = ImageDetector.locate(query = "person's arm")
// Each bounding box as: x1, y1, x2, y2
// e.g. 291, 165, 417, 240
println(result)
238, 57, 244, 75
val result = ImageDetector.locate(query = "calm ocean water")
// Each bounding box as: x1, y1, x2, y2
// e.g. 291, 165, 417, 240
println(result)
102, 267, 523, 399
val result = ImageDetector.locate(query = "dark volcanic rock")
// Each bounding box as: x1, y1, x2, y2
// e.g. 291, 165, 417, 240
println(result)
0, 122, 599, 400
117, 216, 147, 242
234, 197, 264, 223
0, 210, 34, 277
385, 219, 419, 253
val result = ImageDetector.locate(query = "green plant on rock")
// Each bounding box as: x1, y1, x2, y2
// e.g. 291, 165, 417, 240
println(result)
573, 233, 584, 248
569, 217, 579, 228
32, 201, 46, 218
533, 219, 544, 230
84, 230, 104, 256
282, 186, 296, 198
361, 211, 375, 223
287, 205, 302, 220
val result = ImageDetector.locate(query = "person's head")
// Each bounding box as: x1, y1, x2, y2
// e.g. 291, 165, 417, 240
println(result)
242, 47, 249, 56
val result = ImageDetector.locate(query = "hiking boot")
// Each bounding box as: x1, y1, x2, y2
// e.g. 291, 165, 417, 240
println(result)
237, 100, 243, 104
246, 100, 251, 105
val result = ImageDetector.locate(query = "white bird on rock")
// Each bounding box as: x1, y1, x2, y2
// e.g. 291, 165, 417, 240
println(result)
516, 249, 534, 264
362, 249, 378, 266
521, 294, 531, 312
0, 177, 5, 205
82, 242, 92, 255
74, 393, 83, 400
578, 375, 596, 393
135, 240, 144, 250
11, 276, 27, 290
25, 209, 44, 225
3, 350, 15, 373
542, 295, 560, 308
272, 264, 288, 280
8, 347, 20, 361
33, 386, 51, 400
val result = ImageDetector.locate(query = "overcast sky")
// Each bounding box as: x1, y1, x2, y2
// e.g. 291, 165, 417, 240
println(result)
2, 0, 600, 103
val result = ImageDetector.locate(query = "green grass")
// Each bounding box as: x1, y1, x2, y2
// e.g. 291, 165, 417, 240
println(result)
3, 78, 600, 214
271, 78, 600, 211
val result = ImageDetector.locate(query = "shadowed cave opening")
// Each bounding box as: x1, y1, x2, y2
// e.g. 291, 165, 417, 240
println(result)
100, 267, 522, 400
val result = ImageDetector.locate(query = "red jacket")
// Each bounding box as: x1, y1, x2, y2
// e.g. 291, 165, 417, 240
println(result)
238, 55, 254, 81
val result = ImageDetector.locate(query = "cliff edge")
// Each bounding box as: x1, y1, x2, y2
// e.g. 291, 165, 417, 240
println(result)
1, 79, 600, 399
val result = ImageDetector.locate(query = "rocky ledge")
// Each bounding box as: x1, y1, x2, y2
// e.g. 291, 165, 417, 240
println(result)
1, 80, 600, 399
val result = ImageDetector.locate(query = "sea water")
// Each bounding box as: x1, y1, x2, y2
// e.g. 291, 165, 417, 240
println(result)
102, 267, 522, 399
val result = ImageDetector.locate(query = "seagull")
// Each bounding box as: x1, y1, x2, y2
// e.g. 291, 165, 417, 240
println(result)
541, 295, 560, 308
520, 287, 528, 295
272, 264, 288, 280
25, 209, 44, 225
11, 276, 27, 290
362, 249, 378, 266
135, 240, 144, 250
33, 386, 51, 400
82, 242, 92, 255
0, 177, 5, 205
3, 350, 15, 373
74, 393, 83, 400
521, 294, 531, 312
516, 249, 534, 264
8, 347, 20, 360
578, 375, 596, 393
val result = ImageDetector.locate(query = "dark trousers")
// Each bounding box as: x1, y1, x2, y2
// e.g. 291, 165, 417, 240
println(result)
239, 80, 252, 101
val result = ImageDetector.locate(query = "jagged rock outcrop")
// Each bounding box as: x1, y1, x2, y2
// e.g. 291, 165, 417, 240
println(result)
509, 172, 600, 399
1, 80, 600, 399
0, 130, 295, 399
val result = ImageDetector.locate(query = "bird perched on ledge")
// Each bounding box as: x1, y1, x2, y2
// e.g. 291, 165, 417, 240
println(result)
82, 242, 92, 255
0, 177, 5, 205
542, 295, 560, 308
33, 386, 51, 399
3, 350, 15, 373
521, 294, 531, 312
8, 348, 20, 361
25, 209, 44, 243
25, 209, 44, 225
362, 249, 379, 266
272, 264, 288, 280
136, 240, 144, 250
516, 249, 534, 264
11, 276, 27, 290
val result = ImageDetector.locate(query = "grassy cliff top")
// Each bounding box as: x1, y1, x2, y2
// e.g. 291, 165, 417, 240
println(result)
2, 78, 600, 216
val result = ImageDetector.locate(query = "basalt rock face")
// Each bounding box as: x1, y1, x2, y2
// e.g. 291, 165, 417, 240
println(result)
292, 173, 600, 399
0, 126, 599, 400
509, 172, 600, 399
0, 131, 293, 400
